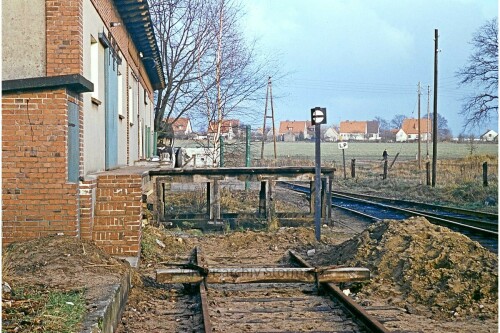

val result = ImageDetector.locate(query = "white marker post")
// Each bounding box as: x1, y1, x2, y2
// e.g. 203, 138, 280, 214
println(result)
338, 141, 348, 179
311, 107, 327, 241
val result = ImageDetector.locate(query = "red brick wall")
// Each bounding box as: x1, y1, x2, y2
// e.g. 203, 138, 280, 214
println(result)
46, 0, 84, 76
93, 174, 144, 256
80, 177, 97, 240
2, 89, 80, 244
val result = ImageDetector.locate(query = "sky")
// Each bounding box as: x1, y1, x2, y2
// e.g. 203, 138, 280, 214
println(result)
241, 0, 498, 137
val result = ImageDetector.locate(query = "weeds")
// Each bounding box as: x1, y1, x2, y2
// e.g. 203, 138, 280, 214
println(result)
3, 286, 86, 333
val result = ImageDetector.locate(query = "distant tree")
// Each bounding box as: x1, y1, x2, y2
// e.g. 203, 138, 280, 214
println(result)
429, 112, 452, 140
390, 114, 406, 129
457, 132, 466, 143
456, 17, 498, 129
374, 117, 390, 130
467, 134, 478, 155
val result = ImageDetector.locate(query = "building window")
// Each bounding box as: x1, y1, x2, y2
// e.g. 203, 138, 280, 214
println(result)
118, 70, 123, 118
90, 35, 100, 101
128, 84, 134, 125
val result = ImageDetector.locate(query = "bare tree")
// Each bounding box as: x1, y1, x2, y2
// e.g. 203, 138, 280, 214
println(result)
149, 0, 214, 132
197, 0, 275, 165
390, 114, 406, 129
150, 0, 281, 166
456, 17, 498, 129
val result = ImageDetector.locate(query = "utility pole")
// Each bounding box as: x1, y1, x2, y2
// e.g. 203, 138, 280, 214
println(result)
432, 29, 439, 187
426, 85, 430, 159
417, 82, 421, 169
260, 77, 277, 161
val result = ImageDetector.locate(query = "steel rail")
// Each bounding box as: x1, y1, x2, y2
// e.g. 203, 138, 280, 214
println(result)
288, 250, 390, 333
277, 181, 497, 237
277, 181, 498, 223
334, 192, 498, 237
331, 203, 382, 222
194, 247, 213, 333
333, 189, 498, 222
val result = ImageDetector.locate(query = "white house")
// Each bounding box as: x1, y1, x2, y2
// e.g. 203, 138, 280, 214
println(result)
480, 129, 498, 142
339, 120, 379, 141
323, 127, 339, 142
396, 118, 432, 142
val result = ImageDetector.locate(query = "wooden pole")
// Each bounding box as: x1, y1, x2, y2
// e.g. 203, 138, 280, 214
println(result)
426, 161, 431, 186
351, 159, 356, 178
383, 160, 388, 180
260, 78, 270, 160
417, 82, 421, 169
432, 29, 439, 187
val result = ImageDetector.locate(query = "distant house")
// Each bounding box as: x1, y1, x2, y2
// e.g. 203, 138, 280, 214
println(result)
323, 127, 339, 142
396, 118, 432, 142
207, 119, 240, 140
339, 120, 380, 141
480, 129, 498, 142
366, 121, 380, 141
278, 120, 310, 141
167, 117, 192, 137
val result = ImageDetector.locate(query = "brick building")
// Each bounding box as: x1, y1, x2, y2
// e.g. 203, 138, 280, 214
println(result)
2, 0, 165, 257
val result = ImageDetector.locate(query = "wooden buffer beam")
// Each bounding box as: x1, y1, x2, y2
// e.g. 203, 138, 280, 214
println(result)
156, 266, 369, 284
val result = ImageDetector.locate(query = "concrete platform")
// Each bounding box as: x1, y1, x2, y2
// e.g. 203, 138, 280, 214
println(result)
80, 269, 132, 333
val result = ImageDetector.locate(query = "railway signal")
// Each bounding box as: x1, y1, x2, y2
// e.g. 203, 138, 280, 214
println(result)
311, 107, 327, 241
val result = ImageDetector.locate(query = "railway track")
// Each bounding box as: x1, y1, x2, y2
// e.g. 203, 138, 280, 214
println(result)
276, 181, 498, 252
155, 247, 397, 333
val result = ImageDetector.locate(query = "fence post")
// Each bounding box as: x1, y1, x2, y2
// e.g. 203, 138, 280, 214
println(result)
483, 162, 488, 187
351, 159, 356, 178
245, 125, 251, 190
383, 160, 388, 180
426, 161, 431, 186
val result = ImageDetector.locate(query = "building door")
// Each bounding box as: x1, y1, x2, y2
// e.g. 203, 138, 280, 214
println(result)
68, 101, 79, 182
104, 48, 118, 169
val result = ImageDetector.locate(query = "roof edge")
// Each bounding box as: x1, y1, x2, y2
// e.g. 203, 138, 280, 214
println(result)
2, 74, 94, 94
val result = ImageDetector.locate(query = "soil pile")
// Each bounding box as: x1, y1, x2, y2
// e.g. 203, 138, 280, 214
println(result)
312, 217, 498, 319
3, 235, 130, 301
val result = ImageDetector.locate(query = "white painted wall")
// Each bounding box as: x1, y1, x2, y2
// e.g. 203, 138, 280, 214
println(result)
82, 0, 156, 171
82, 0, 107, 174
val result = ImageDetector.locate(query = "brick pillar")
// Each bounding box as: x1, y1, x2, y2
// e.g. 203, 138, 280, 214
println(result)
93, 174, 144, 256
79, 177, 97, 240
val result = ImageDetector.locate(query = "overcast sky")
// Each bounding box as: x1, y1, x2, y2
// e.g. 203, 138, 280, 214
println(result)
241, 0, 498, 136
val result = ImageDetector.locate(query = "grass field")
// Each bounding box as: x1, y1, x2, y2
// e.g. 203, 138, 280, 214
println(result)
253, 141, 498, 163
177, 140, 497, 162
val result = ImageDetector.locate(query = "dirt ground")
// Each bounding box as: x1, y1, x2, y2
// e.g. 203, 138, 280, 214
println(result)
116, 207, 497, 332
2, 236, 130, 332
2, 188, 498, 332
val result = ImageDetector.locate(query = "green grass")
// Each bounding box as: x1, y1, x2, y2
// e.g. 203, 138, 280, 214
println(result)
3, 287, 86, 333
176, 139, 497, 163
255, 141, 498, 162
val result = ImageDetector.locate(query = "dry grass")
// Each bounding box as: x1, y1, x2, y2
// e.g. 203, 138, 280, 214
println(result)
335, 155, 498, 212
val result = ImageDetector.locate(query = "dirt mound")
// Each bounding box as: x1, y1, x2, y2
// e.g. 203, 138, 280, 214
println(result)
140, 225, 319, 267
313, 217, 498, 319
3, 235, 129, 293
